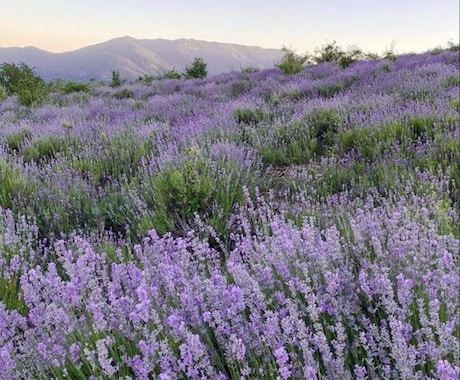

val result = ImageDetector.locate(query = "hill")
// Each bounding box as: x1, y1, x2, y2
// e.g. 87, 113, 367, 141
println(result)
0, 36, 282, 80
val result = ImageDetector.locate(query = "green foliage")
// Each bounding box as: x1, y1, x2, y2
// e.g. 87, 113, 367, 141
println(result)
0, 276, 28, 314
450, 98, 460, 109
383, 41, 397, 61
306, 107, 343, 155
234, 107, 269, 124
230, 80, 253, 97
447, 40, 460, 52
69, 132, 153, 186
136, 74, 155, 84
443, 75, 460, 87
258, 109, 344, 167
162, 68, 182, 79
0, 159, 35, 210
142, 149, 251, 238
184, 57, 208, 79
313, 42, 364, 68
110, 70, 123, 87
62, 81, 91, 94
313, 41, 344, 64
5, 129, 33, 152
259, 135, 315, 166
276, 46, 309, 74
241, 66, 260, 73
0, 83, 7, 101
113, 88, 134, 99
22, 136, 81, 164
0, 62, 48, 106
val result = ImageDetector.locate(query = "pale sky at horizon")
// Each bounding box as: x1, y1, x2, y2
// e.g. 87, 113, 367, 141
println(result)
1, 0, 459, 54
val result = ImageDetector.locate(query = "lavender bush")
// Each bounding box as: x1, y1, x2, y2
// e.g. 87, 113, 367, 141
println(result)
0, 47, 459, 379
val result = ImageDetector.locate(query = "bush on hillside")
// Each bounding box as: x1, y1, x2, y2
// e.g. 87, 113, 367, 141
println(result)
184, 57, 208, 79
0, 62, 48, 105
313, 41, 365, 68
163, 68, 182, 79
110, 70, 123, 87
276, 46, 310, 74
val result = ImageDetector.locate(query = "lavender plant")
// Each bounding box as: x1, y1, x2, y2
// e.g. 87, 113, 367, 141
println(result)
0, 46, 458, 379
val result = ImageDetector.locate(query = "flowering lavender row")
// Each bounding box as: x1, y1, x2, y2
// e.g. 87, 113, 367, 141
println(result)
0, 49, 459, 378
0, 187, 458, 379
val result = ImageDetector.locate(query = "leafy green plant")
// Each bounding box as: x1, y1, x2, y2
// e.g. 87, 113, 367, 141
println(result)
162, 68, 182, 79
184, 57, 208, 79
0, 276, 28, 314
313, 42, 364, 68
141, 149, 252, 239
62, 81, 91, 94
137, 74, 155, 84
0, 159, 35, 210
276, 46, 309, 74
306, 107, 343, 155
383, 41, 397, 61
68, 132, 153, 186
447, 40, 460, 52
234, 108, 269, 124
22, 136, 81, 164
0, 83, 7, 101
5, 128, 33, 152
230, 80, 253, 97
0, 62, 48, 105
241, 66, 260, 73
113, 89, 134, 99
110, 70, 123, 87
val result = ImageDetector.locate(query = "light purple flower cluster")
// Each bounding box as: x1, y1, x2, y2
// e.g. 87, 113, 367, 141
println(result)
0, 182, 458, 378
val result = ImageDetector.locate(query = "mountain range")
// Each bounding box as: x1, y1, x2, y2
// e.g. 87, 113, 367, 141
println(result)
0, 36, 283, 81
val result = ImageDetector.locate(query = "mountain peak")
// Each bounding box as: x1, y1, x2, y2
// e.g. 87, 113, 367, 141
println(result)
0, 37, 282, 80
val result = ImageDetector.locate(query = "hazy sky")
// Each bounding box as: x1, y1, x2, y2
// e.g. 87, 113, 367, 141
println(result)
1, 0, 459, 54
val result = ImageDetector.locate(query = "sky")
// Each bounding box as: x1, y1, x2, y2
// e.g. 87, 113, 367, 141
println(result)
1, 0, 459, 54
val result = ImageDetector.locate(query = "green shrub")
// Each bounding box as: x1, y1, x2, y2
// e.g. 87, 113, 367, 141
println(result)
141, 149, 251, 238
443, 75, 460, 87
184, 58, 208, 79
22, 136, 80, 164
0, 276, 28, 314
241, 66, 260, 73
313, 41, 344, 64
0, 62, 48, 106
447, 40, 460, 52
234, 108, 269, 124
230, 80, 253, 97
450, 98, 460, 109
0, 84, 7, 101
276, 46, 309, 74
137, 74, 155, 84
162, 68, 182, 79
306, 107, 343, 155
339, 128, 376, 159
5, 129, 33, 152
0, 159, 35, 210
406, 116, 436, 140
313, 42, 364, 68
318, 161, 367, 197
69, 132, 153, 186
383, 41, 397, 61
259, 138, 315, 166
110, 70, 123, 87
62, 81, 91, 94
113, 89, 134, 99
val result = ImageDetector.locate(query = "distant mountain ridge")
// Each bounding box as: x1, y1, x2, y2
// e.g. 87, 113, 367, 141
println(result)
0, 36, 283, 80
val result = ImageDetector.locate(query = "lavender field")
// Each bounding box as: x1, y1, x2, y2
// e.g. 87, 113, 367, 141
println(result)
0, 48, 459, 379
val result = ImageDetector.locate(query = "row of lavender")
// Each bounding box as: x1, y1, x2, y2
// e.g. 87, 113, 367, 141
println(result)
0, 49, 459, 378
